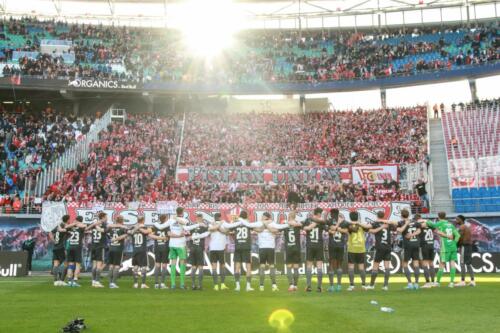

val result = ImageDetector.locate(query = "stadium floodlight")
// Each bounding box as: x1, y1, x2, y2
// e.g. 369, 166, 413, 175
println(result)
175, 0, 246, 60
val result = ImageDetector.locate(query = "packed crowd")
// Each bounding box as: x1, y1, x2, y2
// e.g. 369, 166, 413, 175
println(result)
0, 104, 94, 212
0, 17, 497, 83
181, 106, 427, 166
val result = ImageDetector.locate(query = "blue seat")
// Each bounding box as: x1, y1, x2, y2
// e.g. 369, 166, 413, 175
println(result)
470, 188, 479, 198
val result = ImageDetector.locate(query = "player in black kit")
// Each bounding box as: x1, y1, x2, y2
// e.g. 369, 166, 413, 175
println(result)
65, 216, 86, 287
417, 214, 437, 288
285, 208, 302, 292
50, 215, 69, 286
86, 212, 108, 288
107, 216, 129, 289
327, 209, 348, 292
398, 209, 422, 290
303, 207, 328, 292
129, 216, 152, 289
367, 211, 398, 290
187, 214, 209, 290
150, 214, 170, 289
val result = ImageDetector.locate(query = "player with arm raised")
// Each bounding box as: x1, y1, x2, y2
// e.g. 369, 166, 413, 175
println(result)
150, 214, 170, 289
254, 212, 289, 292
340, 211, 371, 291
49, 215, 69, 286
284, 209, 302, 292
168, 207, 190, 290
129, 216, 152, 289
397, 209, 422, 290
106, 216, 129, 288
327, 209, 348, 292
417, 214, 437, 288
86, 212, 108, 288
208, 213, 229, 291
367, 211, 398, 291
222, 210, 258, 292
422, 212, 460, 288
302, 207, 328, 292
65, 216, 86, 287
187, 214, 209, 290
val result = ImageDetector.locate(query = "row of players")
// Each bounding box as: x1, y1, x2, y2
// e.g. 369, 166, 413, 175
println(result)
49, 206, 475, 291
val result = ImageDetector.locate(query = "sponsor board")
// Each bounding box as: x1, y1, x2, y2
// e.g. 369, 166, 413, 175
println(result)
0, 252, 28, 277
67, 79, 137, 90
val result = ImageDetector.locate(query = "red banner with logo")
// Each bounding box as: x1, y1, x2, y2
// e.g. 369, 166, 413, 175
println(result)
351, 164, 399, 184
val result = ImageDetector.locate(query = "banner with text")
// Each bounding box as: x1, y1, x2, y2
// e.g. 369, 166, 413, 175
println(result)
351, 164, 399, 184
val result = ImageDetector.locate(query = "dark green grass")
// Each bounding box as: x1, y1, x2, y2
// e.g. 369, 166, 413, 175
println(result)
1, 276, 499, 333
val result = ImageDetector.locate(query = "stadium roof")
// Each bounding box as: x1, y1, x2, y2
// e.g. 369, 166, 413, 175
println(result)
1, 0, 498, 28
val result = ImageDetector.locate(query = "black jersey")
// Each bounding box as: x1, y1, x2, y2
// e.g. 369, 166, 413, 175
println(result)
328, 221, 348, 248
90, 223, 107, 249
152, 225, 169, 250
285, 226, 301, 251
190, 225, 209, 249
399, 220, 421, 248
132, 227, 149, 253
108, 227, 126, 252
51, 224, 67, 250
234, 221, 252, 250
420, 227, 435, 247
67, 226, 85, 249
304, 218, 326, 248
371, 221, 393, 250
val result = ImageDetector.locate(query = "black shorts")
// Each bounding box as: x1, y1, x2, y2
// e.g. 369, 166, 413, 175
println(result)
348, 252, 366, 264
285, 247, 301, 264
306, 247, 324, 262
189, 247, 205, 266
108, 251, 123, 266
420, 245, 435, 261
132, 251, 148, 267
259, 249, 275, 265
67, 248, 82, 263
403, 246, 420, 262
234, 248, 251, 264
209, 250, 225, 264
155, 247, 169, 264
91, 247, 105, 262
329, 247, 345, 261
460, 244, 473, 265
52, 248, 66, 262
374, 247, 392, 263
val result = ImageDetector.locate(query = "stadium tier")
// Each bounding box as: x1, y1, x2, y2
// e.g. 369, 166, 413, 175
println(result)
0, 18, 498, 84
443, 99, 500, 213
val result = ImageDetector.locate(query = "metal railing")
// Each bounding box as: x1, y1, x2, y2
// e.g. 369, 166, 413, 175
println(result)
27, 108, 113, 198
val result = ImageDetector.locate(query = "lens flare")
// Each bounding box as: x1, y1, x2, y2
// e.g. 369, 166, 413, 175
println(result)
269, 309, 295, 333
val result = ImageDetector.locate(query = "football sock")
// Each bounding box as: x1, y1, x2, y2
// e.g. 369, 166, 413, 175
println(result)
109, 267, 114, 283
384, 269, 390, 287
141, 267, 147, 284
234, 272, 240, 283
430, 266, 436, 282
191, 267, 197, 287
348, 268, 354, 286
293, 269, 299, 286
62, 266, 68, 281
328, 269, 334, 286
467, 264, 475, 281
450, 267, 456, 283
198, 269, 204, 288
437, 268, 443, 283
96, 268, 102, 282
246, 276, 251, 285
113, 267, 120, 284
414, 267, 420, 284
370, 270, 378, 286
133, 267, 139, 284
270, 267, 276, 285
53, 265, 59, 282
336, 268, 343, 286
220, 267, 226, 283
212, 270, 218, 285
180, 264, 186, 287
423, 266, 430, 283
287, 267, 293, 285
360, 269, 366, 286
404, 266, 412, 283
305, 267, 312, 288
154, 266, 160, 284
161, 266, 168, 284
170, 264, 177, 286
259, 267, 265, 286
92, 267, 97, 281
58, 265, 65, 281
317, 268, 323, 289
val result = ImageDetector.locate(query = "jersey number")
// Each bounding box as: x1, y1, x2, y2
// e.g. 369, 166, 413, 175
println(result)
310, 228, 319, 241
69, 231, 79, 244
54, 232, 60, 244
287, 231, 296, 243
236, 227, 248, 240
92, 229, 102, 241
381, 229, 388, 243
134, 233, 144, 246
425, 230, 434, 241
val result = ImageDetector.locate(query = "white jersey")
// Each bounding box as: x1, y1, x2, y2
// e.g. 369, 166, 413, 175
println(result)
167, 218, 186, 248
209, 222, 227, 251
254, 222, 286, 249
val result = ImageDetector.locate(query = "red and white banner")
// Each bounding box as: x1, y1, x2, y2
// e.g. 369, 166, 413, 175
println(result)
351, 164, 398, 184
449, 158, 477, 188
54, 201, 411, 226
176, 166, 351, 184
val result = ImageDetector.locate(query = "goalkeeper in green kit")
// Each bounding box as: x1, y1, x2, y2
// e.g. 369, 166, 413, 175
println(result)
420, 212, 460, 288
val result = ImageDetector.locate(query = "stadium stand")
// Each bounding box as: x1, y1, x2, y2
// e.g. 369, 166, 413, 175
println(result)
443, 99, 500, 213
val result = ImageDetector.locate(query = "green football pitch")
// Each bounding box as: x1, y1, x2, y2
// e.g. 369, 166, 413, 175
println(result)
1, 276, 499, 333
